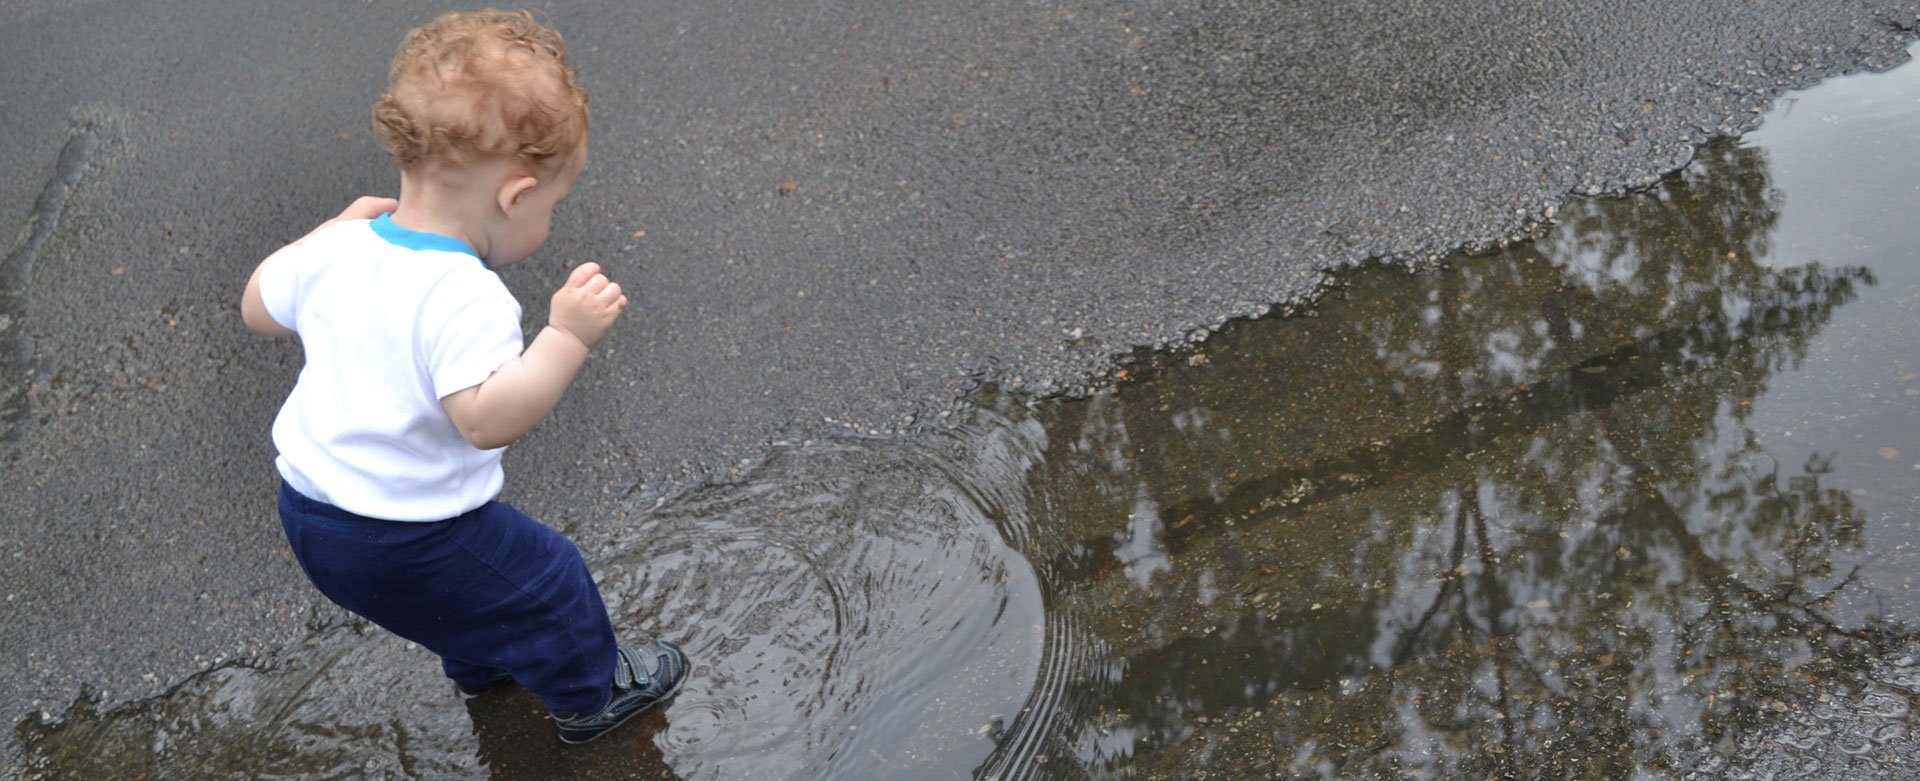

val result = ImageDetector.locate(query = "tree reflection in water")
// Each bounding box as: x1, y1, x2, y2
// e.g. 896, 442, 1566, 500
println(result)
980, 140, 1905, 779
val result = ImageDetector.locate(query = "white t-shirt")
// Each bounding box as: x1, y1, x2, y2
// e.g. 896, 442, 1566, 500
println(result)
257, 214, 523, 521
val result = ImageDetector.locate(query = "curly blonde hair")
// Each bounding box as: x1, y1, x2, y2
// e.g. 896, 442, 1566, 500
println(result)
373, 9, 589, 173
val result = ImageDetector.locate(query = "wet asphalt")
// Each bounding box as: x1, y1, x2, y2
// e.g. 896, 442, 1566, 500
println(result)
1, 0, 1917, 761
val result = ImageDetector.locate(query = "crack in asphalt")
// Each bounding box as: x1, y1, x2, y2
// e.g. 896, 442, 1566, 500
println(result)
0, 118, 97, 441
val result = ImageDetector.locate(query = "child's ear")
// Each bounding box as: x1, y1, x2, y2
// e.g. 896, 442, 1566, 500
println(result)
497, 175, 539, 216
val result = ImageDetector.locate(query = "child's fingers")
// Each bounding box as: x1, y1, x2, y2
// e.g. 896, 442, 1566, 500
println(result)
341, 196, 399, 220
566, 262, 602, 289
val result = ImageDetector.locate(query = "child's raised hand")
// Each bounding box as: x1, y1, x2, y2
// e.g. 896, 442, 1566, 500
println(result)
330, 196, 400, 223
548, 262, 628, 349
288, 196, 401, 247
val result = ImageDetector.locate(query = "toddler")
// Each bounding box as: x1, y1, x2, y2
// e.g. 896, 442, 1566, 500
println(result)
239, 8, 684, 745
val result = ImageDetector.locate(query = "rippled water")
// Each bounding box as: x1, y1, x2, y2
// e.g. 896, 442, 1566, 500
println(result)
17, 43, 1920, 781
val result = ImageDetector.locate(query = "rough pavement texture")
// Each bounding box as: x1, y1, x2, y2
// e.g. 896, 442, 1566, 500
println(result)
1, 0, 1917, 750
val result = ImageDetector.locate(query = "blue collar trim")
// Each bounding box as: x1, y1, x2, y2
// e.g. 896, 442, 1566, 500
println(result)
370, 213, 485, 267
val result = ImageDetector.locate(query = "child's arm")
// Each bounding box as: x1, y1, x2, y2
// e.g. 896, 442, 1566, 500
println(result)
241, 196, 400, 338
241, 257, 298, 338
441, 262, 627, 450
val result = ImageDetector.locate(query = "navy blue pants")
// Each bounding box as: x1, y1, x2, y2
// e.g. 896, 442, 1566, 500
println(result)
277, 482, 616, 714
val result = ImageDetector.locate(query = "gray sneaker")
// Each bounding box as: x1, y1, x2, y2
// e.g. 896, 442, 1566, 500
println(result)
554, 640, 688, 744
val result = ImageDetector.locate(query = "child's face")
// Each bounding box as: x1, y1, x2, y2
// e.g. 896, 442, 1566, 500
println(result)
489, 145, 587, 267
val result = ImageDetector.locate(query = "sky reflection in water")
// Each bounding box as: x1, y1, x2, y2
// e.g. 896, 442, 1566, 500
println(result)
981, 53, 1920, 778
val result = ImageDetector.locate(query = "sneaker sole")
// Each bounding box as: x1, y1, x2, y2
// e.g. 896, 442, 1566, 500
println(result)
555, 660, 690, 745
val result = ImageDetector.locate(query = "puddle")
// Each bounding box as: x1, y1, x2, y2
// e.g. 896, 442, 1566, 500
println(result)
13, 430, 1054, 779
17, 44, 1920, 781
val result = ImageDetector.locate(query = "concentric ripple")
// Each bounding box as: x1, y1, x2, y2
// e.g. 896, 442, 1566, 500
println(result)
587, 421, 1053, 778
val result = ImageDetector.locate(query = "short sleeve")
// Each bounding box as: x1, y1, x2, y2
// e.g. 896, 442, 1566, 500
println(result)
422, 273, 525, 399
255, 243, 313, 331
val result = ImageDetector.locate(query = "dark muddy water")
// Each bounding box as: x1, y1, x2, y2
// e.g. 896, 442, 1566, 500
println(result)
17, 48, 1920, 781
